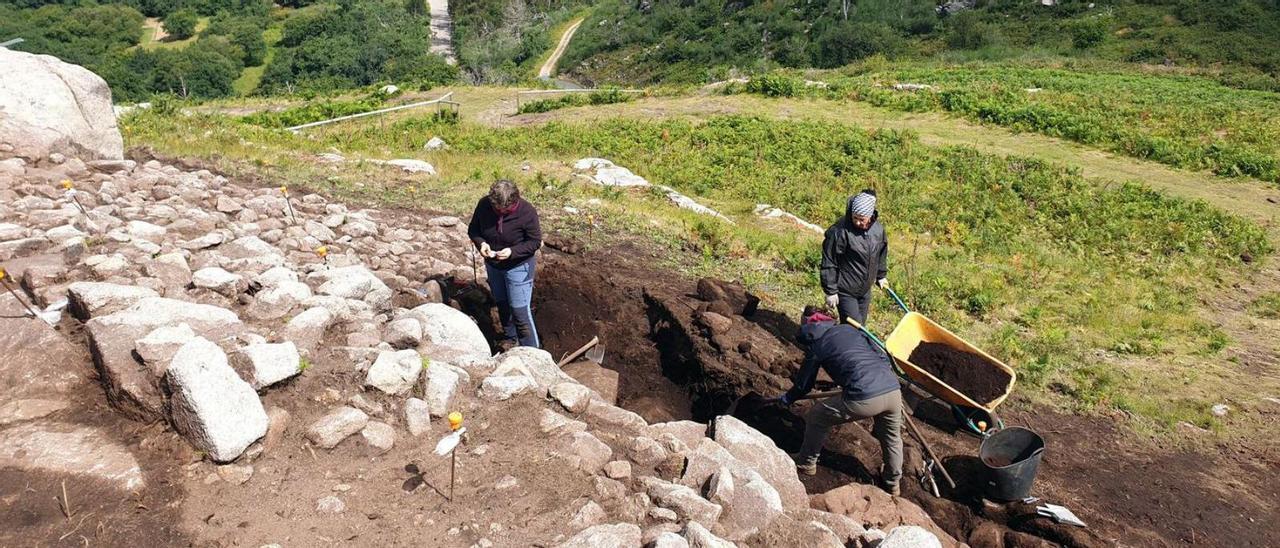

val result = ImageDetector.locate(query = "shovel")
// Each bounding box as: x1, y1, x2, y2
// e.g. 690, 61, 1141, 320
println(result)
558, 336, 606, 367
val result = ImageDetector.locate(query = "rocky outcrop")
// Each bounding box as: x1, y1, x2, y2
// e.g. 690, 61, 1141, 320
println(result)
0, 49, 123, 160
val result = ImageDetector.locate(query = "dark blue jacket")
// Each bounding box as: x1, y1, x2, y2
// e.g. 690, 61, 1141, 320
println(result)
785, 322, 900, 403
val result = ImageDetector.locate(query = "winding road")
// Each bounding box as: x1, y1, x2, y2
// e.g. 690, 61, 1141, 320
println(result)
428, 0, 455, 65
538, 17, 584, 79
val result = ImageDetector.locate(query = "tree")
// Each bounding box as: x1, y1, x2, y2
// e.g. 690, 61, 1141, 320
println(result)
404, 0, 426, 16
163, 8, 198, 40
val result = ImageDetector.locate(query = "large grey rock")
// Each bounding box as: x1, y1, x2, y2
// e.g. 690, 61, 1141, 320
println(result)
568, 500, 607, 530
712, 414, 807, 509
641, 476, 723, 524
145, 252, 193, 287
408, 303, 489, 359
230, 342, 301, 389
192, 267, 245, 296
0, 399, 68, 426
493, 346, 570, 387
720, 474, 784, 540
683, 522, 734, 548
0, 49, 123, 160
163, 338, 269, 462
556, 523, 641, 548
309, 265, 391, 311
245, 281, 311, 321
549, 382, 593, 413
0, 422, 143, 491
86, 298, 242, 421
423, 361, 461, 417
283, 307, 334, 352
478, 375, 537, 401
364, 349, 422, 395
584, 401, 648, 433
880, 526, 942, 548
647, 420, 707, 450
653, 532, 690, 548
360, 421, 395, 453
305, 406, 369, 449
556, 431, 613, 473
384, 318, 423, 349
540, 408, 588, 435
67, 282, 158, 320
404, 397, 431, 436
134, 323, 196, 376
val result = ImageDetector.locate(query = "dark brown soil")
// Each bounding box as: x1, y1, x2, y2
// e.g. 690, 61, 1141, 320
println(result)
909, 342, 1012, 405
527, 237, 1280, 548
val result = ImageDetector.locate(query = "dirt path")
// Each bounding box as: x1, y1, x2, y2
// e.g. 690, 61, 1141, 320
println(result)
538, 17, 584, 80
428, 0, 455, 65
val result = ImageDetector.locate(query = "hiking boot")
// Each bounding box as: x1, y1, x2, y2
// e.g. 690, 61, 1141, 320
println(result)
884, 483, 900, 496
796, 462, 818, 476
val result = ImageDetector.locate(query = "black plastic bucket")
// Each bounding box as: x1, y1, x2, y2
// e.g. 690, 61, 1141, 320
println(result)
978, 426, 1045, 501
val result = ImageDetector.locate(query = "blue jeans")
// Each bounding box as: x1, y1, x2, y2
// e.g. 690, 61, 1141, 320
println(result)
485, 257, 540, 348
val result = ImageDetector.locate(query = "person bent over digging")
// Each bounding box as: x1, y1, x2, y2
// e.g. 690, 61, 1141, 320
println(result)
778, 305, 903, 495
467, 180, 543, 348
821, 189, 888, 324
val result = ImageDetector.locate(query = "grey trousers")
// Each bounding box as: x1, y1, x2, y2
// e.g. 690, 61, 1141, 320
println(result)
837, 290, 872, 325
798, 390, 904, 488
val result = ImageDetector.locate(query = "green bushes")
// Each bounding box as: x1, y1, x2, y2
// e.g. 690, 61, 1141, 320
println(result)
516, 89, 636, 114
745, 74, 803, 98
740, 66, 1280, 184
239, 96, 385, 128
451, 0, 591, 84
163, 8, 199, 40
257, 0, 457, 94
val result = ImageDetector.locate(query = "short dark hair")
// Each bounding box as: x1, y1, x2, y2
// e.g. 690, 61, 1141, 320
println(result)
488, 180, 520, 209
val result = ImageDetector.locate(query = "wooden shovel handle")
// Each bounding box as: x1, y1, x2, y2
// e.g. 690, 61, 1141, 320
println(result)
557, 336, 600, 367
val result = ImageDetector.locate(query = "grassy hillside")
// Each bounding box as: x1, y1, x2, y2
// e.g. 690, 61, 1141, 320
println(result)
560, 0, 1280, 87
450, 0, 592, 84
730, 64, 1280, 184
120, 92, 1271, 431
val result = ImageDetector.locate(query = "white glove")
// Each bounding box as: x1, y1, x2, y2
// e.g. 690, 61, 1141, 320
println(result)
825, 294, 840, 309
479, 242, 495, 258
877, 278, 888, 289
495, 248, 512, 260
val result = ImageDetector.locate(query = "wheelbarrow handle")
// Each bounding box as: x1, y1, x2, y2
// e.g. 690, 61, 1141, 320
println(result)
882, 286, 911, 314
845, 317, 889, 352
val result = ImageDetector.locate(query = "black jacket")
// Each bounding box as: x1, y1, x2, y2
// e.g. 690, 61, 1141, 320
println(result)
821, 195, 888, 297
785, 322, 900, 403
467, 197, 542, 270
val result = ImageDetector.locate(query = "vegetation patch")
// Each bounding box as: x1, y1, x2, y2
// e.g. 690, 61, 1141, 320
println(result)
733, 65, 1280, 184
123, 107, 1271, 427
1249, 292, 1280, 319
239, 96, 385, 128
516, 88, 636, 114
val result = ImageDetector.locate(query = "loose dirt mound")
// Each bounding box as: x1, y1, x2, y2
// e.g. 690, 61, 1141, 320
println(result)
909, 342, 1012, 405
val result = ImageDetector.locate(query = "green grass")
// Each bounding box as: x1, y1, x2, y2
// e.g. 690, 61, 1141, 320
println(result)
731, 65, 1280, 184
1249, 292, 1280, 319
121, 102, 1271, 431
139, 16, 210, 50
232, 25, 283, 96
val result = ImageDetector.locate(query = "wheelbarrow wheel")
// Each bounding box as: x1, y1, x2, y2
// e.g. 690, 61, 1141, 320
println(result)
951, 404, 1003, 437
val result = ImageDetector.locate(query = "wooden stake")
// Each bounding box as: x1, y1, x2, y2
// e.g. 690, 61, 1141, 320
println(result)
449, 448, 456, 502
1, 277, 41, 319
903, 407, 956, 490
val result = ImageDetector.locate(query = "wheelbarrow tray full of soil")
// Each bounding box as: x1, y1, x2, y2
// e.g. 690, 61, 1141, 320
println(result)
883, 312, 1017, 412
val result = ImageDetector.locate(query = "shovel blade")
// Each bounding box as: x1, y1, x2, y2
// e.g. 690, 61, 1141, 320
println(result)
584, 344, 606, 364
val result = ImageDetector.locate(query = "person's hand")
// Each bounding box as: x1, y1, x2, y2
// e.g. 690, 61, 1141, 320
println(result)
495, 248, 512, 260
825, 294, 840, 309
776, 394, 793, 406
877, 278, 888, 290
479, 242, 495, 258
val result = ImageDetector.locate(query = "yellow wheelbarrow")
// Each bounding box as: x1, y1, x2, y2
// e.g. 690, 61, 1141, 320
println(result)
851, 287, 1016, 436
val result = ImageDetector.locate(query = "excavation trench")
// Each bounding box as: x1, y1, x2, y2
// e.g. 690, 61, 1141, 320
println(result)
526, 248, 1105, 547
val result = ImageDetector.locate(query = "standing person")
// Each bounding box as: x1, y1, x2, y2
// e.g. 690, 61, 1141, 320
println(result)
467, 180, 542, 348
778, 305, 903, 495
821, 189, 888, 325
